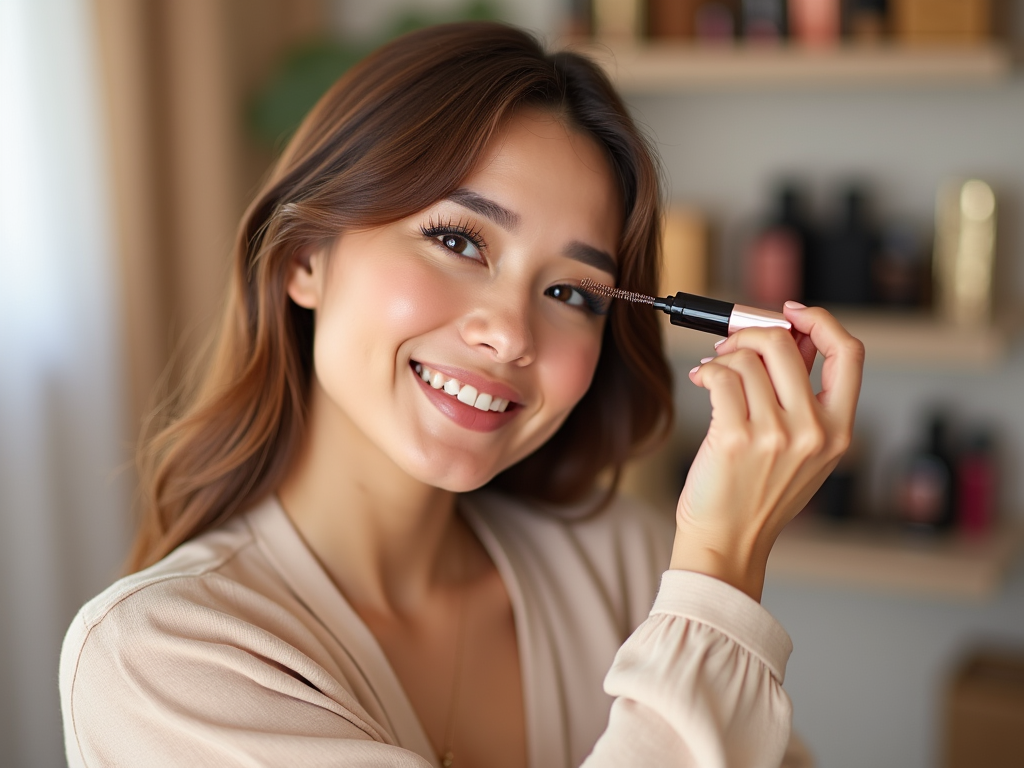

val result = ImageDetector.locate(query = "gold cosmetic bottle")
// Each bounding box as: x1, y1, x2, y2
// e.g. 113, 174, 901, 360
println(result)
933, 179, 997, 327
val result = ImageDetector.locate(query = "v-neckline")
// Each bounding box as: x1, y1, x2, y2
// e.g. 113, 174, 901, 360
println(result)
245, 494, 549, 768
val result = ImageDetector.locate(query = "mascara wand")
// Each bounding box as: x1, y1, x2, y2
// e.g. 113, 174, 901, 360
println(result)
580, 279, 792, 337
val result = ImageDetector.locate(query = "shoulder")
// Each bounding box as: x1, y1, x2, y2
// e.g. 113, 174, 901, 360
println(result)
64, 513, 259, 651
60, 506, 310, 719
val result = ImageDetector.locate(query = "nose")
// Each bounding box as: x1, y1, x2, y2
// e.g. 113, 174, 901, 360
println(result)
458, 288, 536, 366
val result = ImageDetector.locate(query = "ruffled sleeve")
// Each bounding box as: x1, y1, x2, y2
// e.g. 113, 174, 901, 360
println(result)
583, 570, 794, 768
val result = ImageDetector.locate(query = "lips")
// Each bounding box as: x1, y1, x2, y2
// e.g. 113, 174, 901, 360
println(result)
410, 360, 520, 432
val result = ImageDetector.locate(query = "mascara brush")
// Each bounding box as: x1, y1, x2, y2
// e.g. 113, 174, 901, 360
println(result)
580, 279, 792, 337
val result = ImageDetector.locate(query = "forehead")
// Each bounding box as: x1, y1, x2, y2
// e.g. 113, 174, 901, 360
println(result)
458, 110, 624, 254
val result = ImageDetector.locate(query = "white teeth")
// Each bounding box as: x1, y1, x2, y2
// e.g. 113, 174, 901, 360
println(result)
416, 364, 513, 412
457, 385, 478, 405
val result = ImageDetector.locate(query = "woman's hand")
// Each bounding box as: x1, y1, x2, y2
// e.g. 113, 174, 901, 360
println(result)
669, 302, 865, 601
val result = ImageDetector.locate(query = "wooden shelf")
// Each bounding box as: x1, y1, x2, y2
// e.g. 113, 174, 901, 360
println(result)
767, 518, 1023, 600
664, 311, 1016, 368
563, 41, 1013, 92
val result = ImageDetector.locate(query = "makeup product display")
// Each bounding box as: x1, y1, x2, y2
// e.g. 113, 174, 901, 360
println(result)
660, 206, 709, 297
934, 178, 996, 327
580, 279, 792, 336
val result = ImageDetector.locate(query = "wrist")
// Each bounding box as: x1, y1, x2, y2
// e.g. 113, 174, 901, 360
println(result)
668, 523, 772, 602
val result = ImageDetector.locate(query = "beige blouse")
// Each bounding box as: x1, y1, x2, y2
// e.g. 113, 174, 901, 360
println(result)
60, 492, 795, 767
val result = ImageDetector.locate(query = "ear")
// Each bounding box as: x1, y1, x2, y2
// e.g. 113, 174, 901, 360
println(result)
286, 244, 327, 309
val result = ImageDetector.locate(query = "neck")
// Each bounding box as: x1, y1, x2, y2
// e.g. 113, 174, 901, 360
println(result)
278, 379, 466, 616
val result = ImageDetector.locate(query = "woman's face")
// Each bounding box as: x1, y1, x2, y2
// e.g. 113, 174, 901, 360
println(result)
288, 110, 622, 491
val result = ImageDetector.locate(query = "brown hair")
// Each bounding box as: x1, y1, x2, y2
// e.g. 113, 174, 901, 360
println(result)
128, 21, 673, 573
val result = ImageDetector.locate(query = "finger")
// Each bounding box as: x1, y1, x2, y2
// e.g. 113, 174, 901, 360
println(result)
783, 304, 865, 427
714, 326, 818, 415
794, 331, 817, 373
705, 348, 786, 426
689, 360, 749, 428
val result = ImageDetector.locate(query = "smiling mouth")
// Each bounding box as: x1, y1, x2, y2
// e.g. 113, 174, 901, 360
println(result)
412, 362, 514, 413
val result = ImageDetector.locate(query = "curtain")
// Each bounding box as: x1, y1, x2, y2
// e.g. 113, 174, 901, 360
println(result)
0, 2, 129, 766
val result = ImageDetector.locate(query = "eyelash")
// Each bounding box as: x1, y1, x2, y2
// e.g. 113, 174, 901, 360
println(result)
420, 217, 487, 255
574, 286, 612, 316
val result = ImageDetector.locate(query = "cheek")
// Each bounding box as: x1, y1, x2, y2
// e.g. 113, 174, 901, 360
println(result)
370, 261, 460, 341
538, 328, 603, 410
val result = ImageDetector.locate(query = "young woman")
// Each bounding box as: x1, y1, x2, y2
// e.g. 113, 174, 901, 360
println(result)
60, 22, 863, 768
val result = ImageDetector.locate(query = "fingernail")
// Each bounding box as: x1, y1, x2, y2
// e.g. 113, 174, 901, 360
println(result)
785, 300, 807, 310
714, 338, 726, 349
700, 356, 714, 364
689, 365, 699, 375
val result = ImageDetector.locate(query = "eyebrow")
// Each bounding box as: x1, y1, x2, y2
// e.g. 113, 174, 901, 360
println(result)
446, 189, 521, 232
565, 240, 617, 277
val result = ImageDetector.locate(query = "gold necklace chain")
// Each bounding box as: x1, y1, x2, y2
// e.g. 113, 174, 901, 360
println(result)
439, 542, 470, 767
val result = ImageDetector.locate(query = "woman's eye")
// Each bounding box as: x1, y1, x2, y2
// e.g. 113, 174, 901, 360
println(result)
544, 284, 609, 316
436, 233, 482, 261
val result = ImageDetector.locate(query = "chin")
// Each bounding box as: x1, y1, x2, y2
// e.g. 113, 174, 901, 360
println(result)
401, 450, 503, 494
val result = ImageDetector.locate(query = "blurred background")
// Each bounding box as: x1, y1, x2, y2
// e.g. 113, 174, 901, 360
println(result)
1, 0, 1023, 766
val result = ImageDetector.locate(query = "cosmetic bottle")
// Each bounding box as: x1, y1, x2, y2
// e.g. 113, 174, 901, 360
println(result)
814, 186, 876, 306
892, 0, 991, 46
742, 0, 786, 42
896, 414, 956, 531
872, 222, 926, 307
956, 429, 996, 535
788, 0, 840, 46
694, 0, 740, 43
846, 0, 887, 43
934, 179, 997, 327
592, 0, 643, 41
745, 183, 812, 308
648, 0, 701, 38
660, 207, 709, 297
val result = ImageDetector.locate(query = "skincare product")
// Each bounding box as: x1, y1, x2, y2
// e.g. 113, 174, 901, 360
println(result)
892, 0, 991, 45
648, 0, 701, 38
742, 0, 786, 42
896, 414, 956, 531
956, 429, 996, 535
593, 0, 644, 41
661, 207, 709, 297
788, 0, 840, 46
933, 179, 996, 327
815, 186, 876, 306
